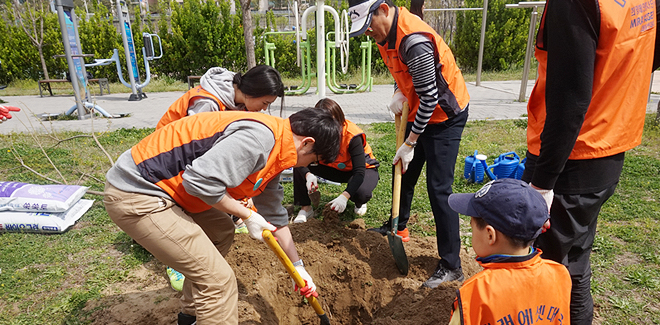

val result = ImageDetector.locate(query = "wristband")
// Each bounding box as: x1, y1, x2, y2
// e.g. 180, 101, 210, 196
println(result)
404, 140, 417, 148
292, 259, 304, 267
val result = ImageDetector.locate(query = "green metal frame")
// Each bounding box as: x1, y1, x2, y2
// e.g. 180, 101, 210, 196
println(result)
264, 31, 315, 96
325, 31, 373, 94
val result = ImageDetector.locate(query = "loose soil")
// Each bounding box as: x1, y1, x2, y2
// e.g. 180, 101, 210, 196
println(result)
84, 212, 482, 324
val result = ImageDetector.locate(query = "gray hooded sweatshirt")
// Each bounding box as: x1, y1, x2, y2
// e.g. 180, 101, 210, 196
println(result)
189, 67, 245, 115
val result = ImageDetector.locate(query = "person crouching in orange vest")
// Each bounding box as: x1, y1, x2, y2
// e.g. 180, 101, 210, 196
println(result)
447, 179, 571, 325
156, 65, 285, 129
103, 108, 341, 324
292, 98, 380, 223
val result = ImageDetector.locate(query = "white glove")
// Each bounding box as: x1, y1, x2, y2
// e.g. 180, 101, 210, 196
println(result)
305, 173, 318, 193
388, 91, 407, 115
243, 211, 276, 241
531, 184, 554, 213
328, 193, 349, 213
393, 142, 415, 172
292, 264, 317, 297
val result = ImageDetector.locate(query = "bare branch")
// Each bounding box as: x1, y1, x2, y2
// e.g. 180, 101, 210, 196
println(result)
10, 142, 64, 185
52, 135, 94, 148
90, 106, 115, 166
86, 190, 105, 196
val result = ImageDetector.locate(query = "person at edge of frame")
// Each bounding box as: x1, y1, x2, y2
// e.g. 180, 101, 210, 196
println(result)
447, 179, 571, 325
521, 0, 656, 323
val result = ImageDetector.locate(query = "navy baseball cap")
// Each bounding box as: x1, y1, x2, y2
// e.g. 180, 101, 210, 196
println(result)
448, 178, 549, 241
348, 0, 385, 37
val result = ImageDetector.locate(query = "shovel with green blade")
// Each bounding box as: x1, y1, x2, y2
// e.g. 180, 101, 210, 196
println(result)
389, 102, 410, 276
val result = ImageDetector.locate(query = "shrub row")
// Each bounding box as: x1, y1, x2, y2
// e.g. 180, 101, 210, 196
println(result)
0, 0, 534, 84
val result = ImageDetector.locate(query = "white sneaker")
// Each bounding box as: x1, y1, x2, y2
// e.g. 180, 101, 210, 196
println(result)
354, 203, 367, 216
293, 209, 314, 223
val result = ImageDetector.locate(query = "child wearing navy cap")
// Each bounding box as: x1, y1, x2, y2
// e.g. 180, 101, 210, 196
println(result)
447, 178, 571, 325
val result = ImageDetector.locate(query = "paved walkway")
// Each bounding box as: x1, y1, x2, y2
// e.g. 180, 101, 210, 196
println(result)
1, 76, 658, 135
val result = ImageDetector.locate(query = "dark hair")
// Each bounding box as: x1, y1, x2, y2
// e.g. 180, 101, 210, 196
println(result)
410, 0, 424, 19
289, 108, 341, 164
233, 65, 286, 115
472, 217, 534, 249
314, 98, 346, 126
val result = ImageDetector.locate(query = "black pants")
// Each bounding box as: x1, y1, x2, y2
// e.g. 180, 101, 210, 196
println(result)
293, 165, 379, 208
535, 183, 618, 325
398, 108, 468, 270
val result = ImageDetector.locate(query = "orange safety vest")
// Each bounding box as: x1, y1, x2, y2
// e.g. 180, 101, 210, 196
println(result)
322, 121, 378, 170
156, 86, 226, 129
378, 7, 470, 124
453, 250, 572, 325
527, 0, 656, 159
132, 111, 297, 213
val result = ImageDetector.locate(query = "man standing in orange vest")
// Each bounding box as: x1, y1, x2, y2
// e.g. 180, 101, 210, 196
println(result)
522, 0, 656, 323
349, 0, 470, 287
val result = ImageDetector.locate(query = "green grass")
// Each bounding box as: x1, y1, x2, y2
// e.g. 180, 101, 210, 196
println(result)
1, 114, 659, 324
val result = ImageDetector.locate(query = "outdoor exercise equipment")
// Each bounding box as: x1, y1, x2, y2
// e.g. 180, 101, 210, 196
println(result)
265, 29, 314, 95
54, 0, 115, 118
264, 1, 372, 97
85, 0, 162, 101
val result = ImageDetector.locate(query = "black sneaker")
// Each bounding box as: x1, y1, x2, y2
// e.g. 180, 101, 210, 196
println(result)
367, 220, 392, 236
422, 263, 464, 288
178, 312, 196, 325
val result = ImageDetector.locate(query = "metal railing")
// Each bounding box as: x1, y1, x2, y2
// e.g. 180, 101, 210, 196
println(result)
505, 1, 546, 101
425, 1, 489, 86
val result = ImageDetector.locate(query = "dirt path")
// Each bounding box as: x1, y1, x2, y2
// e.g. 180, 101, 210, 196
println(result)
85, 216, 481, 324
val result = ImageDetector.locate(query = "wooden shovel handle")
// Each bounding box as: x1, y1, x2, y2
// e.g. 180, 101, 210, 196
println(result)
392, 102, 410, 231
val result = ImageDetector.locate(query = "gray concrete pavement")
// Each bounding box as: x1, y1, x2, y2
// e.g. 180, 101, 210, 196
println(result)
1, 77, 658, 134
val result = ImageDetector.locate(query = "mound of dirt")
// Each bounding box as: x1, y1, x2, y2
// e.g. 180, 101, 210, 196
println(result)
84, 215, 481, 324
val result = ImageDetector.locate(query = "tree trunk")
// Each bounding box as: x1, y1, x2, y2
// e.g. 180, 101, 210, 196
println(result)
38, 46, 49, 80
240, 0, 256, 69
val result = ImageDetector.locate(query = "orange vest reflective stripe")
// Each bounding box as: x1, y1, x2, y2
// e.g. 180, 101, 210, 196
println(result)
527, 0, 656, 159
453, 250, 572, 324
378, 8, 470, 124
132, 111, 297, 213
322, 120, 378, 170
156, 86, 226, 129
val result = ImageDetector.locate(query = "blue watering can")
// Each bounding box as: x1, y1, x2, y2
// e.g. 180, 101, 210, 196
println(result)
464, 150, 493, 183
515, 157, 526, 180
487, 152, 520, 180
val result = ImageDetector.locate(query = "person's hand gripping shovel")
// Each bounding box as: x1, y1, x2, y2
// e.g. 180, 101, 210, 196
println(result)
262, 229, 331, 325
389, 102, 410, 275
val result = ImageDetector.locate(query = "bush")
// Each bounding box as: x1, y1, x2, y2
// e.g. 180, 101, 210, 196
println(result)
157, 0, 246, 81
453, 0, 534, 71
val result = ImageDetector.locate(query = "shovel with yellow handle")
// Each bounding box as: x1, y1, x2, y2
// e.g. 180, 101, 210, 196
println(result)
262, 229, 331, 325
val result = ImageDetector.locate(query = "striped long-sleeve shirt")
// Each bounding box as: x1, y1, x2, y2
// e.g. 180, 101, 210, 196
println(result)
396, 34, 441, 135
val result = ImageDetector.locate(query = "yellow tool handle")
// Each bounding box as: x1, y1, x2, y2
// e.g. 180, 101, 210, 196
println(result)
262, 229, 326, 316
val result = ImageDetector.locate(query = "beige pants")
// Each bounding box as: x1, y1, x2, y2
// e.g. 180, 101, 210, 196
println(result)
103, 182, 237, 324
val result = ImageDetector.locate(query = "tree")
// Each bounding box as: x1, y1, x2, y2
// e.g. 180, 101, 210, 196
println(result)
11, 0, 52, 80
239, 0, 256, 69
